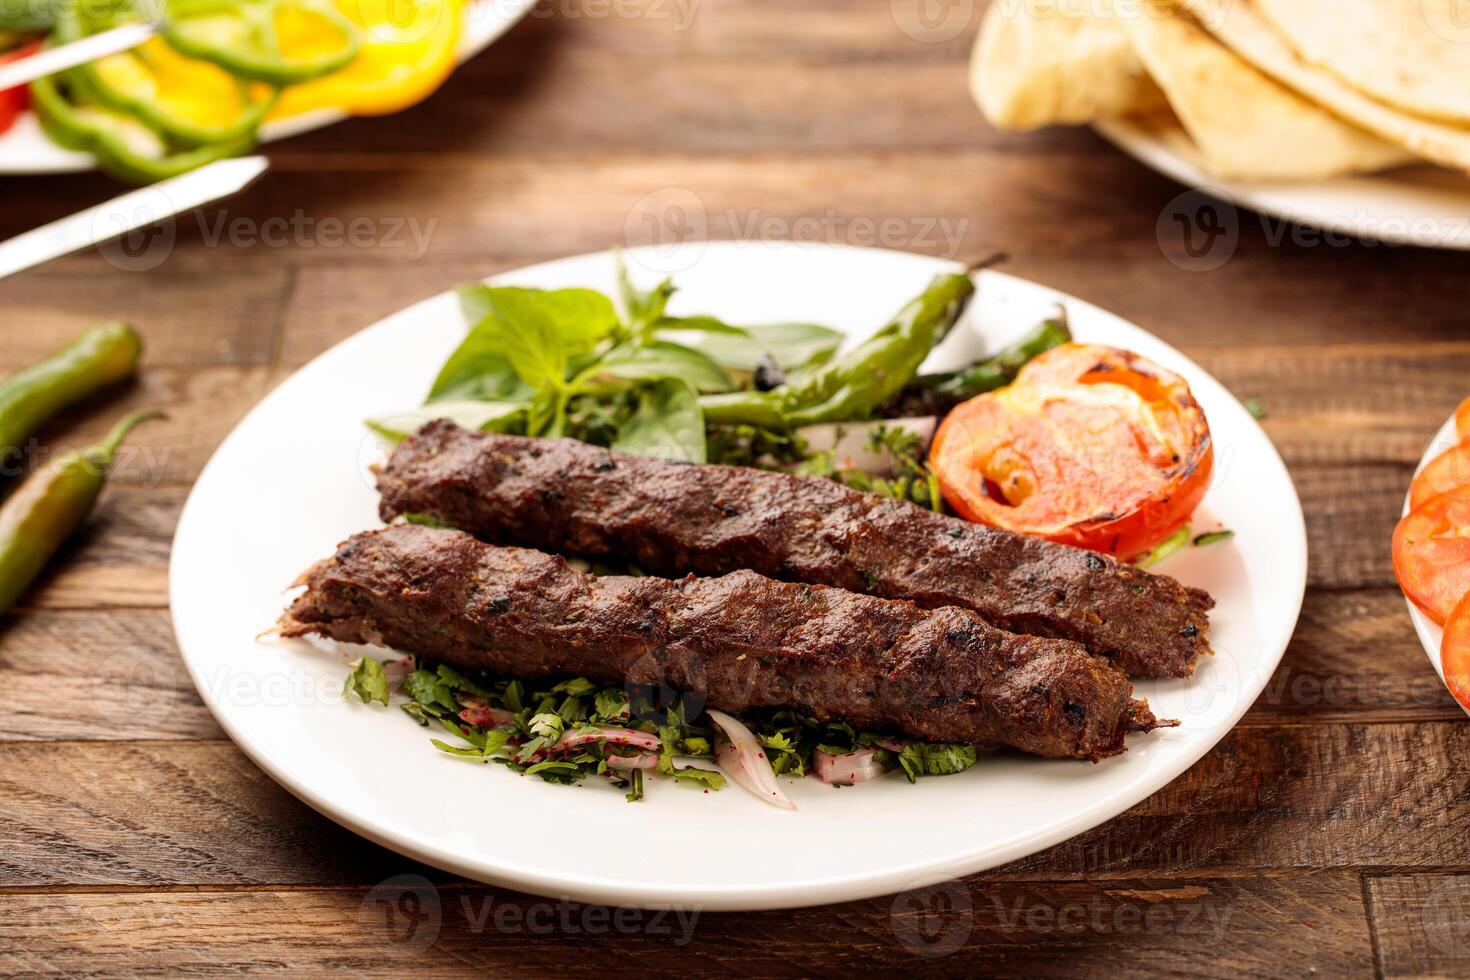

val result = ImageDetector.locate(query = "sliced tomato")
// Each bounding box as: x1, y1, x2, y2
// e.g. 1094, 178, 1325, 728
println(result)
1392, 484, 1470, 624
1410, 442, 1470, 510
0, 42, 42, 137
930, 343, 1213, 559
1440, 591, 1470, 713
1456, 395, 1470, 442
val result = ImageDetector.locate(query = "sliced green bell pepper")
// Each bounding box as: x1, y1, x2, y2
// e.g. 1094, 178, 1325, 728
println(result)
163, 0, 359, 86
53, 0, 277, 148
30, 71, 254, 183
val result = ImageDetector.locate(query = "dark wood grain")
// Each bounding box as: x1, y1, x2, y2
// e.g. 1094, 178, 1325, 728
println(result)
1366, 875, 1470, 978
3, 723, 1466, 888
0, 875, 1373, 977
2, 0, 1467, 970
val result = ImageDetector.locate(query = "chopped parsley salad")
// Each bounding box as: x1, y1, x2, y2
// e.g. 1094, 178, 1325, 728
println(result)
343, 656, 979, 807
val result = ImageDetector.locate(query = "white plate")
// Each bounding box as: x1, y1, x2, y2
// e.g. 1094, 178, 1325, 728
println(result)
1402, 415, 1470, 718
0, 0, 536, 175
1096, 116, 1470, 251
169, 242, 1308, 911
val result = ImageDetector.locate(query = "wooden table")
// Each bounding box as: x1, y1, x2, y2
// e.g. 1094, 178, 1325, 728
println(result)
2, 0, 1467, 973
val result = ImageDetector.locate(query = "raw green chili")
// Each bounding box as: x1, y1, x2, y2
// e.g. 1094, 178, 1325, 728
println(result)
0, 322, 141, 461
0, 410, 163, 614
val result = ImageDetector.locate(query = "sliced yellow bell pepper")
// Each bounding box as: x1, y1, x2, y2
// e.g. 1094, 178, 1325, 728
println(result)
269, 0, 464, 119
86, 36, 276, 146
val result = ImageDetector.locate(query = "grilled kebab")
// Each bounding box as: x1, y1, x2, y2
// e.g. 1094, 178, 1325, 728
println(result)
376, 421, 1214, 678
281, 525, 1168, 760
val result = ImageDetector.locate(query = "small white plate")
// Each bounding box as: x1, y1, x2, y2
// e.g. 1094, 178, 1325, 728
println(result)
0, 0, 536, 175
1096, 116, 1470, 251
1402, 415, 1470, 718
170, 242, 1308, 910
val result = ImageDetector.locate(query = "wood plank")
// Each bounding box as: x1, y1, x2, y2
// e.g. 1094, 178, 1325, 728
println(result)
0, 742, 422, 888
1243, 589, 1460, 724
0, 264, 291, 370
1004, 722, 1470, 878
1366, 875, 1470, 978
0, 875, 1373, 976
0, 150, 1196, 271
6, 366, 283, 488
3, 723, 1467, 887
0, 610, 218, 742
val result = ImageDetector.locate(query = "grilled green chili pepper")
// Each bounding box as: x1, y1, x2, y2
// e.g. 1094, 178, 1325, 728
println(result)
880, 315, 1071, 418
0, 323, 142, 462
699, 271, 977, 429
0, 410, 163, 614
163, 0, 359, 86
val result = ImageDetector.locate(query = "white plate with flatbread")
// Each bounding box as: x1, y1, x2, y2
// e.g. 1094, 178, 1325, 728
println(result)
975, 0, 1470, 250
170, 241, 1308, 911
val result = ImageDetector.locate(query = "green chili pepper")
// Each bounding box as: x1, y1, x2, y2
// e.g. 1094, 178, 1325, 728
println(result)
30, 70, 255, 183
163, 0, 359, 86
0, 410, 163, 614
880, 315, 1072, 418
0, 323, 142, 462
52, 0, 277, 149
700, 272, 978, 429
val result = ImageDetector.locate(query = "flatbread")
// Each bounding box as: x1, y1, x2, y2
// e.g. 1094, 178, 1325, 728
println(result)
1122, 4, 1411, 180
971, 0, 1165, 130
1172, 0, 1470, 174
1253, 0, 1470, 127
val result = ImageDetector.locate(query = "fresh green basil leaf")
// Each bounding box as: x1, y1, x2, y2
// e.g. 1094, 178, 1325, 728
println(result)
612, 378, 707, 463
342, 656, 389, 707
590, 341, 732, 393
480, 287, 619, 385
439, 285, 618, 402
616, 253, 675, 331
657, 318, 842, 372
367, 400, 527, 443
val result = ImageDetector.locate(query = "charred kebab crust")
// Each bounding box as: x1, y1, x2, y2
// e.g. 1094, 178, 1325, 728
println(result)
281, 524, 1171, 762
376, 420, 1215, 679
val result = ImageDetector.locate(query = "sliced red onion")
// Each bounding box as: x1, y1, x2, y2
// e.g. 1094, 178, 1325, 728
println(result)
553, 726, 663, 753
707, 709, 796, 811
813, 746, 887, 785
382, 655, 414, 691
605, 753, 659, 770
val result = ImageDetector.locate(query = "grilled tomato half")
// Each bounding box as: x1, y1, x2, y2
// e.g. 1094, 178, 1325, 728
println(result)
930, 343, 1213, 559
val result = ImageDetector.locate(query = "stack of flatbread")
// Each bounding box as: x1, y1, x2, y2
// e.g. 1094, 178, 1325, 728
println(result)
972, 0, 1470, 182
